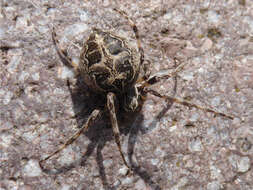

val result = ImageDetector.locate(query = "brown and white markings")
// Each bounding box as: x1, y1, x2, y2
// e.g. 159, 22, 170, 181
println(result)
39, 8, 234, 173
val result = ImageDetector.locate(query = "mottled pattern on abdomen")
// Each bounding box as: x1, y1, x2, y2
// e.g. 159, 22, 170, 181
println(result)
79, 29, 140, 93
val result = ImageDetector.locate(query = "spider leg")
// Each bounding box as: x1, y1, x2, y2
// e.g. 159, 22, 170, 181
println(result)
52, 27, 79, 71
145, 88, 234, 120
107, 92, 130, 170
113, 8, 144, 65
137, 58, 187, 89
39, 109, 101, 168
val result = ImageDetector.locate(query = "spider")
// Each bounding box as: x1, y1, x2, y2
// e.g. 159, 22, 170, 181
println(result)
39, 8, 234, 172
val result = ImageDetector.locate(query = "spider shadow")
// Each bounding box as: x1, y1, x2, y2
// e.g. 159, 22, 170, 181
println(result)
41, 70, 177, 189
125, 108, 175, 190
126, 72, 178, 190
40, 75, 140, 189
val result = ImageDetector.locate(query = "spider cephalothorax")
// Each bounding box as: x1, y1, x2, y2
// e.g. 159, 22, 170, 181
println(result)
40, 8, 234, 173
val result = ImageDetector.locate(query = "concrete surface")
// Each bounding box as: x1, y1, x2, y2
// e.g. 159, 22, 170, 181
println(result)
0, 0, 253, 189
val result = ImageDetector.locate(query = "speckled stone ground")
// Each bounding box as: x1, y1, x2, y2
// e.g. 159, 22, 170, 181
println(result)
0, 0, 253, 190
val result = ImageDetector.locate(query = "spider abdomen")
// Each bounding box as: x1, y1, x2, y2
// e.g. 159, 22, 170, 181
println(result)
79, 29, 140, 94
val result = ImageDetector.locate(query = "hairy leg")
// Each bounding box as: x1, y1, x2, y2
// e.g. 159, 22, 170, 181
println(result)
113, 8, 144, 65
52, 27, 79, 71
39, 109, 101, 168
145, 88, 234, 119
107, 92, 130, 170
136, 58, 187, 89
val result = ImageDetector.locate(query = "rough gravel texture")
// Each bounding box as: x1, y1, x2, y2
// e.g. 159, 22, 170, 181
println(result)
1, 0, 253, 190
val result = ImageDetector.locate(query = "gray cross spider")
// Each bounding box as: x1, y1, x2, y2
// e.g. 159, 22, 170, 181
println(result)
40, 8, 233, 172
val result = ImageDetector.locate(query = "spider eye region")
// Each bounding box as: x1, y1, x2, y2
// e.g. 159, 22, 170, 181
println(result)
123, 86, 139, 112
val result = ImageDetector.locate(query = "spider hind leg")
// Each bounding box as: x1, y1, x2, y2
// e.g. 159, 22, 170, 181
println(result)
113, 8, 144, 65
52, 27, 79, 70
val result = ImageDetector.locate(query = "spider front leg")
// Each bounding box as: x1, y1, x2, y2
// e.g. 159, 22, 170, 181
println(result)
39, 109, 101, 169
137, 58, 187, 88
145, 88, 234, 120
107, 92, 130, 170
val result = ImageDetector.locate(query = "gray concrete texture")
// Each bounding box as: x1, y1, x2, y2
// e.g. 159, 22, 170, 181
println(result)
0, 0, 253, 189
